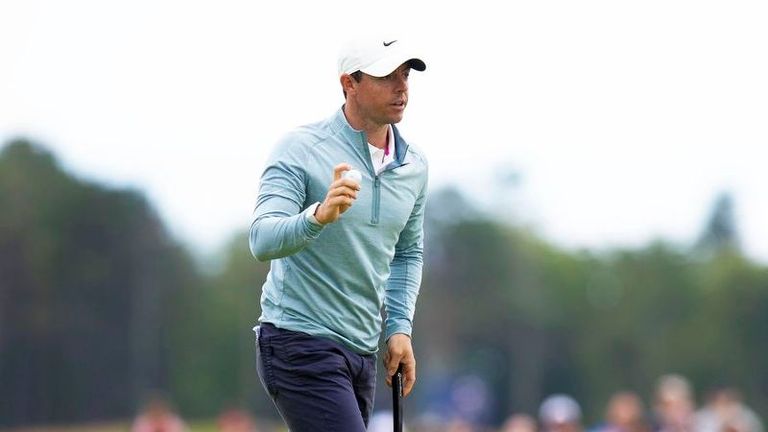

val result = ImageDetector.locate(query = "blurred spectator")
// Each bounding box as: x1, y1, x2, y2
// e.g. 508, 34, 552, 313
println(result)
217, 407, 258, 432
445, 418, 476, 432
694, 387, 764, 432
450, 374, 493, 426
501, 413, 538, 432
409, 413, 445, 432
539, 394, 583, 432
367, 410, 407, 432
130, 395, 188, 432
591, 391, 651, 432
653, 374, 695, 432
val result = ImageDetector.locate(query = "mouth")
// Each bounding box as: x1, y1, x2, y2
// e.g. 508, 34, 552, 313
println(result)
391, 100, 406, 110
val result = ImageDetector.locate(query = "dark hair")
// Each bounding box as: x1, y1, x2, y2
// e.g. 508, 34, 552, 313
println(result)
343, 71, 364, 98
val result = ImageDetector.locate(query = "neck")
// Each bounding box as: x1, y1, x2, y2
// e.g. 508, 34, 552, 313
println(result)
343, 104, 389, 149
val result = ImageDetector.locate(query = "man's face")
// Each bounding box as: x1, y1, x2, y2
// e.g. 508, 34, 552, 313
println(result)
350, 63, 411, 126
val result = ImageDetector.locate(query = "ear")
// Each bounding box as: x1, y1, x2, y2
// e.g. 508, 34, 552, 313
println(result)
340, 74, 357, 96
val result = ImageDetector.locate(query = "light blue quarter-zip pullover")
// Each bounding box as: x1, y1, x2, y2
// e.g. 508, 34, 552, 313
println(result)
249, 107, 428, 354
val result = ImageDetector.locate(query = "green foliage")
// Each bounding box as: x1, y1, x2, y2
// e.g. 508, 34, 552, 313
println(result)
416, 189, 768, 424
2, 139, 767, 428
167, 232, 271, 417
0, 139, 201, 426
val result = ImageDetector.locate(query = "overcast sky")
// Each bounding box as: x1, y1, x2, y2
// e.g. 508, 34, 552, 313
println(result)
2, 0, 766, 262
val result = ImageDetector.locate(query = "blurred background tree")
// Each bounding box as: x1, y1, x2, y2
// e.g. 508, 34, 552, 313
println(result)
167, 231, 271, 418
0, 139, 200, 426
695, 191, 740, 255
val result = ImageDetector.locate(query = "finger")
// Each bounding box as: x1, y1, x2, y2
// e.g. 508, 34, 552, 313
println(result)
386, 356, 402, 382
327, 196, 354, 209
383, 352, 393, 386
333, 163, 352, 182
341, 178, 361, 190
327, 185, 358, 199
403, 362, 416, 397
330, 179, 361, 192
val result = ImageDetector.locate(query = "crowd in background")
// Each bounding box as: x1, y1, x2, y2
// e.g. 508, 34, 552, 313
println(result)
128, 374, 764, 432
391, 374, 765, 432
129, 395, 260, 432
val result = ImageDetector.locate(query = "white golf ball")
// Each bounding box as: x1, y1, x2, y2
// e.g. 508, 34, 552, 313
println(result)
342, 169, 362, 184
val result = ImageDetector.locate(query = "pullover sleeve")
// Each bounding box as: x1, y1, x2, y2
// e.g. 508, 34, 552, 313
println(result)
384, 167, 427, 340
249, 135, 324, 261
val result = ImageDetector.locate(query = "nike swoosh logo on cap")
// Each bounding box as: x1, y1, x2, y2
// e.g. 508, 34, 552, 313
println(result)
383, 40, 397, 47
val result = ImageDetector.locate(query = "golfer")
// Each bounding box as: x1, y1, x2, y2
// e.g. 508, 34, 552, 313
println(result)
249, 37, 428, 431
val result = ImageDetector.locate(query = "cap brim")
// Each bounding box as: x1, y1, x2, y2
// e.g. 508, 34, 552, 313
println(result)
361, 55, 426, 77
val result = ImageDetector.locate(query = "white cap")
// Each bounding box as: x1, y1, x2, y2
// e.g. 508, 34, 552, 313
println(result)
337, 38, 426, 77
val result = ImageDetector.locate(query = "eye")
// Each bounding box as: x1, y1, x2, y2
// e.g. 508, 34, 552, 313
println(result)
378, 70, 409, 82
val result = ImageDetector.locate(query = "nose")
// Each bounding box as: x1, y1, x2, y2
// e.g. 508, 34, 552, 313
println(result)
394, 73, 408, 93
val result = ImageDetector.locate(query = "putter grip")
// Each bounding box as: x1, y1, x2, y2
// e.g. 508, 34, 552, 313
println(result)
393, 365, 404, 432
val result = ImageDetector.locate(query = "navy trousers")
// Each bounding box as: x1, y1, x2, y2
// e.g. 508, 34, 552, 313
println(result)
255, 323, 377, 431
